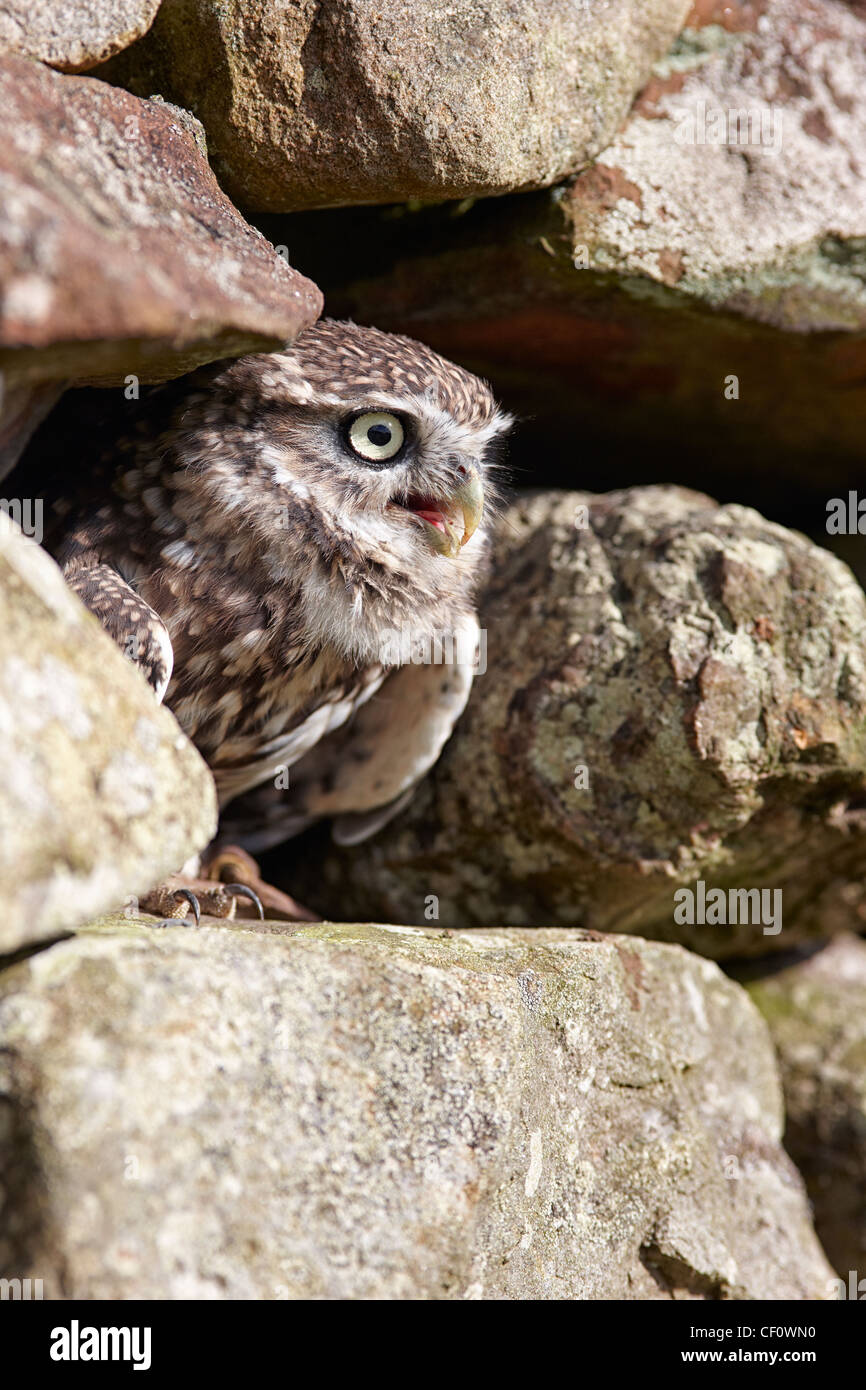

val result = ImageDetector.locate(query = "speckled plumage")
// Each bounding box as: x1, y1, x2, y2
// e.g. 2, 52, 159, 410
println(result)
30, 319, 511, 848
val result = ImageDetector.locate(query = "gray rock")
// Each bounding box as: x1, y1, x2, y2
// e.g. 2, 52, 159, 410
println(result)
0, 518, 217, 954
99, 0, 692, 212
0, 921, 835, 1299
0, 52, 322, 393
0, 0, 160, 72
295, 488, 866, 958
747, 934, 866, 1280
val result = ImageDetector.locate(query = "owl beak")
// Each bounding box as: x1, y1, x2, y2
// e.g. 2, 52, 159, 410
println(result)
452, 463, 484, 547
397, 464, 484, 557
426, 464, 484, 558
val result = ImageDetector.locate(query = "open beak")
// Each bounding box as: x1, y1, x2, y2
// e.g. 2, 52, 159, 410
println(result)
398, 464, 484, 558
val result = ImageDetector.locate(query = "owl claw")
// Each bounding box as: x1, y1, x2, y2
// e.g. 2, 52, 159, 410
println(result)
224, 882, 265, 921
153, 887, 201, 928
201, 843, 318, 921
174, 888, 202, 925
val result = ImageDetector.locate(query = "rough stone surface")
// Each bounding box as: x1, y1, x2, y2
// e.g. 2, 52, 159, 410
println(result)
0, 921, 835, 1299
0, 1, 161, 72
0, 377, 63, 479
294, 488, 866, 958
0, 52, 322, 389
0, 518, 217, 955
567, 0, 866, 333
747, 934, 866, 1277
288, 0, 866, 500
99, 0, 692, 212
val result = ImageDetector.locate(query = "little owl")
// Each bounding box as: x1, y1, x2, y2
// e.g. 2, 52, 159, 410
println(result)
29, 319, 511, 864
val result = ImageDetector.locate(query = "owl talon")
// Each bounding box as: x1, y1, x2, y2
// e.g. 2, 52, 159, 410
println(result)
172, 888, 201, 925
152, 888, 201, 928
224, 883, 265, 921
202, 843, 318, 922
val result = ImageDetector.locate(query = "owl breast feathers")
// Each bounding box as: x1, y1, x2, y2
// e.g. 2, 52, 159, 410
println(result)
34, 319, 512, 849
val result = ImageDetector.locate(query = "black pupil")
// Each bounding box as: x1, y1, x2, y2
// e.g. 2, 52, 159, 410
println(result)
367, 423, 392, 448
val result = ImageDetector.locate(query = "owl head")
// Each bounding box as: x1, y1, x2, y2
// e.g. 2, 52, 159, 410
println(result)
173, 319, 512, 660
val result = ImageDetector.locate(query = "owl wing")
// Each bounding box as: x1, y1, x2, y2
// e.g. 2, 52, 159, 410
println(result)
65, 563, 174, 701
218, 614, 480, 852
211, 664, 387, 806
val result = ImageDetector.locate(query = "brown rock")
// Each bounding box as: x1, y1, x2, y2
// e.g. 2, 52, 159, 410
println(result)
291, 488, 866, 959
685, 1, 769, 28
0, 1, 160, 73
98, 0, 693, 212
0, 53, 322, 394
0, 378, 63, 477
285, 0, 866, 508
567, 0, 866, 335
747, 934, 866, 1279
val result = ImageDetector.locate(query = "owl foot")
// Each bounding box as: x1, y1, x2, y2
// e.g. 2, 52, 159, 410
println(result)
140, 878, 265, 927
203, 844, 319, 923
153, 887, 201, 928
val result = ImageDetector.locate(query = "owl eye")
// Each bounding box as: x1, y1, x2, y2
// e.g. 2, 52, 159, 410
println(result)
346, 411, 406, 464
